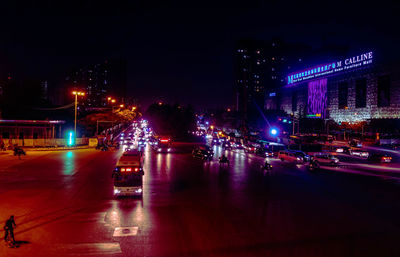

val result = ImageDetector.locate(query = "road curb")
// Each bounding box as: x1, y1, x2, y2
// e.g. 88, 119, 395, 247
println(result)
26, 146, 95, 151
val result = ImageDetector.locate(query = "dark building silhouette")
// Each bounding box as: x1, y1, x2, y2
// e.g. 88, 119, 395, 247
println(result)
65, 59, 127, 108
234, 39, 308, 129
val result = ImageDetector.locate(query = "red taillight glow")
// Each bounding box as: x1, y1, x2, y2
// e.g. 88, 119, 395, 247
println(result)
160, 139, 169, 142
121, 168, 126, 172
135, 168, 139, 171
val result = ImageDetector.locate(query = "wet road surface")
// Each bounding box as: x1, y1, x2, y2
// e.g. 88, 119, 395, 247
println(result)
0, 146, 399, 257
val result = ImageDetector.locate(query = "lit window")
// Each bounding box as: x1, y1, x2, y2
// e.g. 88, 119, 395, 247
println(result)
299, 58, 302, 62
256, 61, 260, 65
272, 57, 275, 61
271, 68, 275, 71
256, 50, 260, 54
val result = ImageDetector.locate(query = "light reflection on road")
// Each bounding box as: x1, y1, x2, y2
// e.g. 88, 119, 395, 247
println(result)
63, 151, 75, 175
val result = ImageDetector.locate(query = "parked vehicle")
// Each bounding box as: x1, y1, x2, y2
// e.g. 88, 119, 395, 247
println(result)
290, 150, 311, 162
278, 150, 302, 163
312, 153, 339, 166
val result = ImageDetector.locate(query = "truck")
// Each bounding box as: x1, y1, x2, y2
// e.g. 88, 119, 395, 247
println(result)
112, 149, 144, 196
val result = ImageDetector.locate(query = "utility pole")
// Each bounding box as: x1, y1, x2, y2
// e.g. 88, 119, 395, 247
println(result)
72, 91, 85, 144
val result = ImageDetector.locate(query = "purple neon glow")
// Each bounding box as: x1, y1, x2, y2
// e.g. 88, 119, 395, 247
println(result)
307, 79, 327, 118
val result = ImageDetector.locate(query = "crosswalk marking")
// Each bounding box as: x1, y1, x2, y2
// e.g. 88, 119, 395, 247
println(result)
60, 243, 122, 255
113, 226, 139, 237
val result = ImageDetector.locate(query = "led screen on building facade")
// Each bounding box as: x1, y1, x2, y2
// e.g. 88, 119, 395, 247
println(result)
307, 78, 327, 118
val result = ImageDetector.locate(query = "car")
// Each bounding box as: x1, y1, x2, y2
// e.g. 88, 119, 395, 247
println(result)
256, 148, 274, 158
349, 139, 362, 147
334, 146, 351, 154
231, 142, 244, 149
349, 149, 369, 158
368, 153, 392, 163
198, 145, 214, 156
244, 144, 257, 153
278, 150, 303, 163
222, 142, 232, 150
192, 148, 212, 160
312, 153, 339, 166
212, 138, 220, 145
290, 150, 311, 162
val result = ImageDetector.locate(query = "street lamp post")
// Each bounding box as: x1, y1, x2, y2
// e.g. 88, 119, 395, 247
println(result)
72, 91, 85, 144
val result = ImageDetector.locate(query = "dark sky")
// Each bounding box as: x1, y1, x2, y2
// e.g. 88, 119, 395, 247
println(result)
1, 0, 399, 109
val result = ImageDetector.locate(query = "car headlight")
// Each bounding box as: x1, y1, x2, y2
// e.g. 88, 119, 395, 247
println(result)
114, 189, 120, 194
167, 148, 171, 152
135, 188, 142, 193
158, 148, 162, 152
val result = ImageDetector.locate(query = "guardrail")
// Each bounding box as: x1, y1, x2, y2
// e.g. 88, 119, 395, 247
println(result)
2, 138, 90, 148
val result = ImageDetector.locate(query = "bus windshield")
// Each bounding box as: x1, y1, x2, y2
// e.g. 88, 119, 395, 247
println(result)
114, 173, 142, 187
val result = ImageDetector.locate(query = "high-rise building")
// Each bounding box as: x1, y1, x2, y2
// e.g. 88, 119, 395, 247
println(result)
234, 39, 307, 129
65, 59, 127, 108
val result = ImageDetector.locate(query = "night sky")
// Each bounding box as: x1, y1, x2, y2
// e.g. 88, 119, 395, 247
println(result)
1, 0, 399, 109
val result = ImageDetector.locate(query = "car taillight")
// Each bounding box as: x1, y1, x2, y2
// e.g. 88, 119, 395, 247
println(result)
126, 168, 132, 172
121, 168, 126, 172
134, 168, 139, 171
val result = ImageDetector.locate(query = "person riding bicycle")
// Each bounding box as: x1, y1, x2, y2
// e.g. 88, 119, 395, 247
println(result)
4, 215, 16, 244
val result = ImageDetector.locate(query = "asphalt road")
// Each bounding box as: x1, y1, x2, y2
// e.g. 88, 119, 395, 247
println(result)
0, 146, 399, 257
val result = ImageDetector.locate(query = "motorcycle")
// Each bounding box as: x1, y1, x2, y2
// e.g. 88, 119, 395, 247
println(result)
262, 162, 272, 171
219, 157, 230, 167
308, 160, 319, 171
13, 148, 26, 156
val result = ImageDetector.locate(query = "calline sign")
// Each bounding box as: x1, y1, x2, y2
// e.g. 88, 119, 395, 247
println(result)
287, 51, 373, 85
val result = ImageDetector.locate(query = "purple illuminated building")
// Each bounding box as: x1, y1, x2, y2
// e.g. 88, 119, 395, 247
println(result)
279, 51, 400, 125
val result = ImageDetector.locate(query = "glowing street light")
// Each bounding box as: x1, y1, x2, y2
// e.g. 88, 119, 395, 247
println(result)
72, 91, 85, 143
111, 99, 116, 103
120, 104, 124, 108
132, 106, 137, 111
270, 128, 278, 136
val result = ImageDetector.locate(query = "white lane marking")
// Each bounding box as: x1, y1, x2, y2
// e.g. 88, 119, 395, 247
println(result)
61, 243, 122, 255
113, 226, 139, 237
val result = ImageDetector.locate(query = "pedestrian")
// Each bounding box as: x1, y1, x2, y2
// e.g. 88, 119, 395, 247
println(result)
0, 139, 5, 151
4, 215, 16, 244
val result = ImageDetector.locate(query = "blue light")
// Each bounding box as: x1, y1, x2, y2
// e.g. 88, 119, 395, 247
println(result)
270, 128, 278, 136
67, 131, 75, 146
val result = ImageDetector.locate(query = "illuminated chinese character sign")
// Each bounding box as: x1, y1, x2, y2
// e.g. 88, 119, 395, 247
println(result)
287, 52, 373, 85
307, 79, 327, 119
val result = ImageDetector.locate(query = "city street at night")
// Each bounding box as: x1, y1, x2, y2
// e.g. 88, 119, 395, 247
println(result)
0, 146, 399, 257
